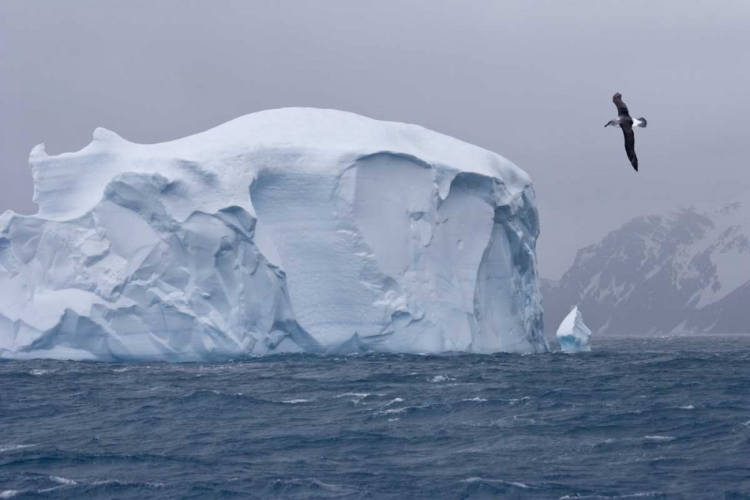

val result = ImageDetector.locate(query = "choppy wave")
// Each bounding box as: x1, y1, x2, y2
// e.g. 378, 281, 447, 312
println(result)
1, 336, 749, 498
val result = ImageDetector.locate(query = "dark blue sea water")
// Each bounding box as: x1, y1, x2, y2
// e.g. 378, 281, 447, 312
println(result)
1, 335, 749, 499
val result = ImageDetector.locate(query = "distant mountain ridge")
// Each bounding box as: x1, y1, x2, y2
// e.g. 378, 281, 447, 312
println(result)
542, 193, 750, 335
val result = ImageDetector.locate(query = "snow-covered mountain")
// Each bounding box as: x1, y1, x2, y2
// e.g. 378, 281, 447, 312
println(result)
543, 194, 750, 335
0, 108, 547, 360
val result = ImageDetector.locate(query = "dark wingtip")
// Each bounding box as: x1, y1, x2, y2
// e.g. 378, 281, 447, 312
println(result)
632, 163, 638, 172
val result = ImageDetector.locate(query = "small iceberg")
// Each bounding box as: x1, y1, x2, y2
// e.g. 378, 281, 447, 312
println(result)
556, 306, 592, 353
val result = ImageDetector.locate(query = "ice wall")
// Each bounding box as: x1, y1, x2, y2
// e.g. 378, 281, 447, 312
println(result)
0, 108, 548, 360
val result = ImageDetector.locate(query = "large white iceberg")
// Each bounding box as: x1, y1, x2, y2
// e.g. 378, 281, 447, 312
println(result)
556, 306, 592, 353
0, 108, 547, 361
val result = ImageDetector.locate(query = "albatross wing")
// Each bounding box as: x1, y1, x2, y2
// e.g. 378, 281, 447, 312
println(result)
613, 93, 630, 117
621, 124, 638, 171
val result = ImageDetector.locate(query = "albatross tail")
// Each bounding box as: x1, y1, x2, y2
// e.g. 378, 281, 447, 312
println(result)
635, 117, 648, 128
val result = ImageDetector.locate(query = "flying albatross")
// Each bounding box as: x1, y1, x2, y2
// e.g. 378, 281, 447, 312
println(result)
605, 93, 647, 171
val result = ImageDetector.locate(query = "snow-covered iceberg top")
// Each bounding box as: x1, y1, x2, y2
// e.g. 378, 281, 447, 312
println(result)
0, 108, 547, 361
556, 306, 592, 353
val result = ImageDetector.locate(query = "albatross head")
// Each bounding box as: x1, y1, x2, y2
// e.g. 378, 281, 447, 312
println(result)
612, 92, 622, 101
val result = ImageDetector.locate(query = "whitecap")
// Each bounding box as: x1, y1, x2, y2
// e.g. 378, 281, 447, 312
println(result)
51, 476, 77, 486
281, 399, 310, 404
377, 407, 408, 416
429, 375, 454, 383
0, 444, 35, 453
335, 393, 370, 399
89, 479, 165, 488
508, 396, 531, 405
503, 481, 530, 489
37, 487, 65, 493
181, 389, 222, 397
0, 491, 19, 499
462, 397, 487, 403
91, 480, 124, 487
644, 435, 675, 442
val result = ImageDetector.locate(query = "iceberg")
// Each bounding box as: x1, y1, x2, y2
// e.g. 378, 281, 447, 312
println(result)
556, 306, 592, 353
0, 108, 547, 361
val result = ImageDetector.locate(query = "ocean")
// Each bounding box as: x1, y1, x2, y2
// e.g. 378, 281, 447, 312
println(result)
1, 335, 749, 499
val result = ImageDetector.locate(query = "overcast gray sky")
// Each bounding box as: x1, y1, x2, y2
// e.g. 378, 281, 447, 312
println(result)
2, 0, 749, 278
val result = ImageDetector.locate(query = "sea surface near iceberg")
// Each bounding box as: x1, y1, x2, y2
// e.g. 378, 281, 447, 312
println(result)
1, 335, 749, 499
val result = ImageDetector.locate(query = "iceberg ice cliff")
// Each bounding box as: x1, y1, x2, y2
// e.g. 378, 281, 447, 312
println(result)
556, 306, 592, 353
0, 108, 547, 361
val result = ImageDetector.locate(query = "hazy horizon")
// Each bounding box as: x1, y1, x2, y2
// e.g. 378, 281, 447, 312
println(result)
2, 0, 749, 278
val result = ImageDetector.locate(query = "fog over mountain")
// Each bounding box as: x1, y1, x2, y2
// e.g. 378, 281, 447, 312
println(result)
543, 192, 750, 335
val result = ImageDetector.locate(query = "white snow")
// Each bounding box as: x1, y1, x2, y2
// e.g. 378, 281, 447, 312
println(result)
647, 195, 750, 309
556, 306, 592, 353
0, 108, 547, 361
689, 200, 750, 308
